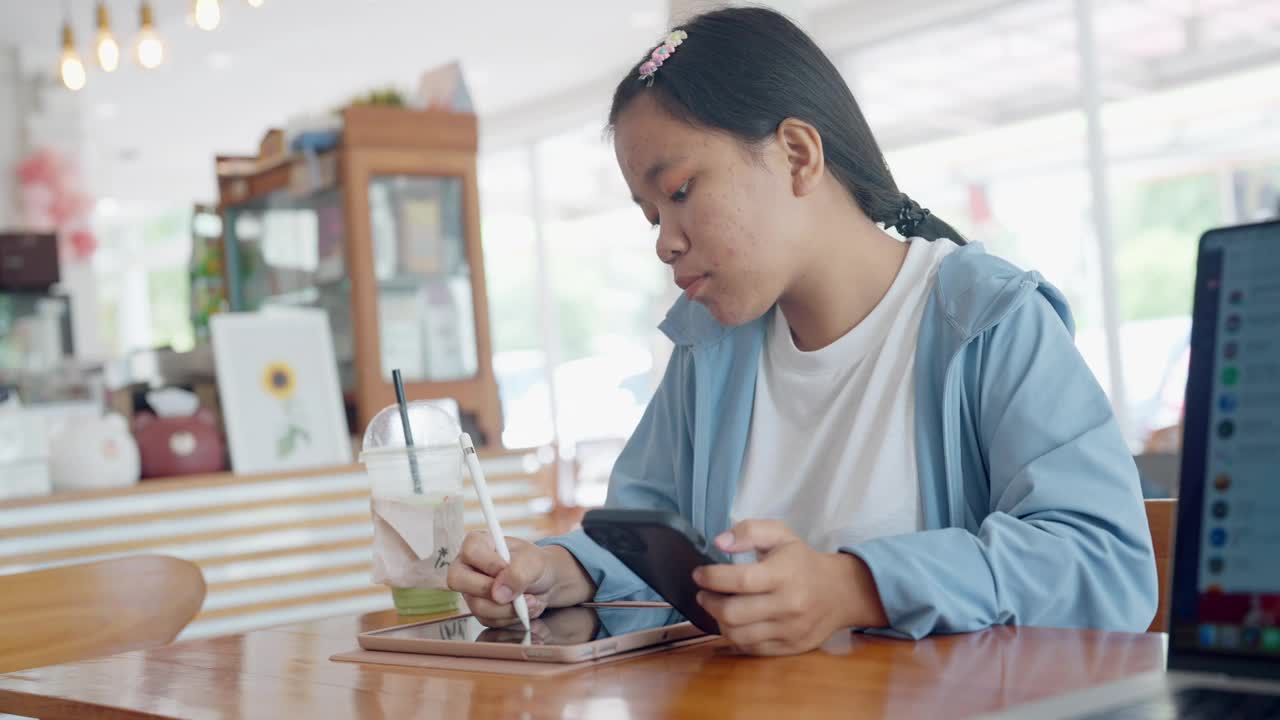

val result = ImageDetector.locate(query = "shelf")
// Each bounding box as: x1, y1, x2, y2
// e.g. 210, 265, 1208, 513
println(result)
217, 103, 501, 448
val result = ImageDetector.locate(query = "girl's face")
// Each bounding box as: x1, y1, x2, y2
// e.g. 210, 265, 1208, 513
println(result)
614, 94, 807, 327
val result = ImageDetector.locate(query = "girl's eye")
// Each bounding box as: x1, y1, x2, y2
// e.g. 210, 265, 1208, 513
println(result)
646, 179, 691, 228
670, 179, 691, 202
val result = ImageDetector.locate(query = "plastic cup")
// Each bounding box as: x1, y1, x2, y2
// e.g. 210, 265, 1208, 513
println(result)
360, 402, 466, 615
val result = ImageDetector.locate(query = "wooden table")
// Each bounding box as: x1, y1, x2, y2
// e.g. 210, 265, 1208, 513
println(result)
0, 610, 1165, 719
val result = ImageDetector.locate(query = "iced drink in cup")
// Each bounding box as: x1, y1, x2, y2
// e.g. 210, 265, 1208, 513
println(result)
361, 401, 466, 615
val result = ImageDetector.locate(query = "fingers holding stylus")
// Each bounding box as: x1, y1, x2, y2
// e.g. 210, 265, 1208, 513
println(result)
462, 592, 544, 627
450, 530, 553, 627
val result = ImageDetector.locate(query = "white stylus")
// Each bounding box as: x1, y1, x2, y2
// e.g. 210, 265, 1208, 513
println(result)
460, 432, 531, 631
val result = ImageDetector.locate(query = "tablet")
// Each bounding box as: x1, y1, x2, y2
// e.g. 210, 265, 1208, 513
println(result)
357, 604, 705, 663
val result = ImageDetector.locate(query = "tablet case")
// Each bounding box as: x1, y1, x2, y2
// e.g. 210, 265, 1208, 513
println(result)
330, 635, 718, 676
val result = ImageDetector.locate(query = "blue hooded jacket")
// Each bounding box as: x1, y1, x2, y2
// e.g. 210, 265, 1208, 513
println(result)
540, 243, 1158, 639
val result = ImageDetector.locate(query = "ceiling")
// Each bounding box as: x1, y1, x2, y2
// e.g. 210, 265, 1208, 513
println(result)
3, 0, 1279, 219
845, 0, 1280, 149
0, 0, 848, 216
478, 0, 1280, 225
0, 1, 676, 212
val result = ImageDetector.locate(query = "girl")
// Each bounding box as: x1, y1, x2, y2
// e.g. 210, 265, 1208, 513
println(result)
448, 6, 1157, 655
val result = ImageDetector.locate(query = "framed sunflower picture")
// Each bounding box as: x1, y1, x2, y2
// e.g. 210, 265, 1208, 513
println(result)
210, 309, 352, 474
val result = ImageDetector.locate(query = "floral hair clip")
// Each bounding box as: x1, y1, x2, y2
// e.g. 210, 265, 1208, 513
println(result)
638, 30, 689, 86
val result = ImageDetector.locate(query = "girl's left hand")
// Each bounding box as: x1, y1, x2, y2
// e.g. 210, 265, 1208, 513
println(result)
692, 519, 888, 656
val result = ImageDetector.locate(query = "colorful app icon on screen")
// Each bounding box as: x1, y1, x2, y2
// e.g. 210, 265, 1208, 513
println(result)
1200, 624, 1218, 647
1220, 625, 1241, 648
1244, 627, 1262, 648
1263, 628, 1280, 651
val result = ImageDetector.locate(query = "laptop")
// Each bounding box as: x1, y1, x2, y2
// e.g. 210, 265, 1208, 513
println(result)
989, 219, 1280, 719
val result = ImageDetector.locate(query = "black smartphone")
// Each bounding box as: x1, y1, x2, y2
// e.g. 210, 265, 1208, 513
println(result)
582, 508, 729, 634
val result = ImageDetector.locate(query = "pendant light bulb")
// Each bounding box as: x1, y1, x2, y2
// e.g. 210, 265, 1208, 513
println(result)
59, 22, 87, 91
194, 0, 221, 31
95, 2, 120, 72
135, 1, 164, 69
246, 0, 265, 6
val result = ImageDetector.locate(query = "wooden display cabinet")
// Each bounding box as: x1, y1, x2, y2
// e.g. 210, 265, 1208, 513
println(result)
216, 105, 503, 446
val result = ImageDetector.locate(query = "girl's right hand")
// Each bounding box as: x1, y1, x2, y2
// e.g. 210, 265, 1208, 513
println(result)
447, 530, 556, 627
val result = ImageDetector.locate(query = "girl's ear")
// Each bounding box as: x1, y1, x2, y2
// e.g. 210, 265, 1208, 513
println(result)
776, 117, 825, 198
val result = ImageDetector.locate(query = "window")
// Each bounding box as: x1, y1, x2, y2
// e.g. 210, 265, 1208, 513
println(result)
92, 206, 195, 356
479, 148, 550, 450
536, 124, 672, 505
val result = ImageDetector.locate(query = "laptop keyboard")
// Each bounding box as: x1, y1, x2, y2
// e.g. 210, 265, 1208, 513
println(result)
1078, 687, 1280, 719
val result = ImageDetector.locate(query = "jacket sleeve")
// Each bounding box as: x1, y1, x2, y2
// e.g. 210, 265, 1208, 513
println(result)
536, 348, 692, 602
842, 293, 1158, 639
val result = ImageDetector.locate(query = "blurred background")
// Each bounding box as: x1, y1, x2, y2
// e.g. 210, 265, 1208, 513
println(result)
2, 0, 1279, 506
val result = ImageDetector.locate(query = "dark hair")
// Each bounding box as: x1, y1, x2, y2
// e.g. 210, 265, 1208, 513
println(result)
609, 6, 965, 245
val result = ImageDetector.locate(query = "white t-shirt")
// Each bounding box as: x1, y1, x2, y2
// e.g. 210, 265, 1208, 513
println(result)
731, 238, 959, 552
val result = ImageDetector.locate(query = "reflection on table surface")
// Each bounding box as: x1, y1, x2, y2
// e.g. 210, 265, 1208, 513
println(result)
0, 608, 1166, 719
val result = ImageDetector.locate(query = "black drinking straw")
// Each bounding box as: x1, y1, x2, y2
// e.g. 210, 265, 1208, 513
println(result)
392, 369, 423, 495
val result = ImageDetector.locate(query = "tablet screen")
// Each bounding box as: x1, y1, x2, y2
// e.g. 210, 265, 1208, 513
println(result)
365, 605, 689, 646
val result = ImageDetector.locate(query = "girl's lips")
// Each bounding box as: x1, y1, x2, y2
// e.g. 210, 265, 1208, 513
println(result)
680, 275, 709, 300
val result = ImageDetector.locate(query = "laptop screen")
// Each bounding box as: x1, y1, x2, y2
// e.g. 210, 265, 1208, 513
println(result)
1171, 220, 1280, 664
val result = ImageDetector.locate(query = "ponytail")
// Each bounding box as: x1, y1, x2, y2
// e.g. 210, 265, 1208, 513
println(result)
886, 195, 967, 245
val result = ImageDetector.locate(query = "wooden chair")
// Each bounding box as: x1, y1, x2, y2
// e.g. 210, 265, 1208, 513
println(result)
1145, 499, 1176, 633
0, 554, 206, 673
